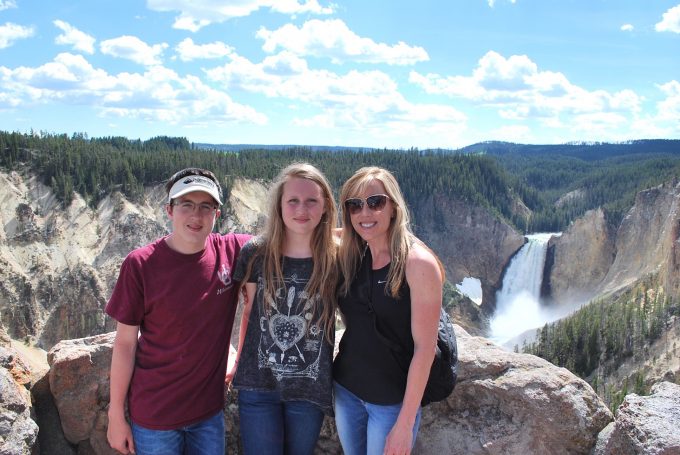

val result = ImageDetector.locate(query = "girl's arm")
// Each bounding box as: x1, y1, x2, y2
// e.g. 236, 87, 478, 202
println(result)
384, 243, 443, 455
226, 282, 256, 383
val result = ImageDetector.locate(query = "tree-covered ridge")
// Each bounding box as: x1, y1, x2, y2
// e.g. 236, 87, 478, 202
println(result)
0, 131, 520, 233
3, 130, 680, 234
521, 277, 679, 408
476, 141, 680, 231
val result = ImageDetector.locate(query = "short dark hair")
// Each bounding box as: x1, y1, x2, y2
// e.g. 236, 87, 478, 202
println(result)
165, 168, 223, 203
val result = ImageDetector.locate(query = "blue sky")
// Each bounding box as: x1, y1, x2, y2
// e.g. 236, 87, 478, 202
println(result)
0, 0, 678, 149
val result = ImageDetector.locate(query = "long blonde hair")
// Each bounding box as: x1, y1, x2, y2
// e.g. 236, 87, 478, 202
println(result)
245, 162, 338, 342
338, 166, 445, 298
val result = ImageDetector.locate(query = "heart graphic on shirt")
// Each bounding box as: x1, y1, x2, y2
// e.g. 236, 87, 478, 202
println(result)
269, 314, 306, 352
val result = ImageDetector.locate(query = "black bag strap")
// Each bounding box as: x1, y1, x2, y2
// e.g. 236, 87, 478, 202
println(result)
361, 248, 405, 354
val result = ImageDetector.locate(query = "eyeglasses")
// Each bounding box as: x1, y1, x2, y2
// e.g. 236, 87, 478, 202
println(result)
344, 194, 390, 215
172, 200, 218, 216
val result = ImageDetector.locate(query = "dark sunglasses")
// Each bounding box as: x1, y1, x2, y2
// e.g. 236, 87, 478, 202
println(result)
344, 194, 390, 215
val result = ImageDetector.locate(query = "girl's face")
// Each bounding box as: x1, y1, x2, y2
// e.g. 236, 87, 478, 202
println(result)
280, 177, 326, 239
346, 179, 394, 245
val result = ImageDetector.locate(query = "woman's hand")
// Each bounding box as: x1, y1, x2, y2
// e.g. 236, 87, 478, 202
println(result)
383, 421, 414, 455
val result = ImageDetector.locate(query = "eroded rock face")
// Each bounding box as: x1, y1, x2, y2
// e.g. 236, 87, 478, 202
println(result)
413, 194, 525, 313
593, 381, 680, 455
600, 182, 680, 299
546, 208, 616, 306
48, 327, 617, 455
0, 171, 265, 351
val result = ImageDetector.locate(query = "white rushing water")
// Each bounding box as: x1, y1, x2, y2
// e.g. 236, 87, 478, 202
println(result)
490, 233, 560, 345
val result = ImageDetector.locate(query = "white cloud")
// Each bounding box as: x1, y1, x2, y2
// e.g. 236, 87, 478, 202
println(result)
146, 0, 334, 32
621, 24, 634, 32
0, 0, 16, 11
100, 36, 168, 66
655, 80, 680, 122
0, 52, 267, 126
656, 4, 680, 33
53, 20, 96, 54
257, 19, 429, 65
487, 0, 517, 7
0, 22, 34, 49
206, 51, 465, 141
175, 38, 234, 61
409, 51, 643, 129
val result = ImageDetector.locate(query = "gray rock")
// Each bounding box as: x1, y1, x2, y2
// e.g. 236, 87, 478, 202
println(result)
414, 326, 613, 455
48, 327, 618, 455
0, 351, 38, 455
593, 381, 680, 455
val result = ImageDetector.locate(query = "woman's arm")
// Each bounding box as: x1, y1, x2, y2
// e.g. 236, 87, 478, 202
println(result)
226, 282, 256, 383
384, 243, 443, 455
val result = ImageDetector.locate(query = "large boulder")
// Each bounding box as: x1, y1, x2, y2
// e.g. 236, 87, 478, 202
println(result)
414, 326, 613, 454
593, 381, 680, 455
48, 327, 618, 455
47, 332, 117, 454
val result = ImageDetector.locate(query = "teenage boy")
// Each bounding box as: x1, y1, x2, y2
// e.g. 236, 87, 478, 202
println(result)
106, 168, 250, 454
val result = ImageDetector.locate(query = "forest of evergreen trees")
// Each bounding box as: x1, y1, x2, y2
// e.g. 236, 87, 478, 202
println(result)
521, 276, 680, 409
1, 130, 679, 234
0, 130, 524, 234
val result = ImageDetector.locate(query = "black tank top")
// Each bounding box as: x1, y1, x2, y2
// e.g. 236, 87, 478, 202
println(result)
333, 249, 413, 405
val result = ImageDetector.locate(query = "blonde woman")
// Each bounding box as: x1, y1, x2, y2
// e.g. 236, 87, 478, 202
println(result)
228, 163, 338, 455
333, 166, 445, 455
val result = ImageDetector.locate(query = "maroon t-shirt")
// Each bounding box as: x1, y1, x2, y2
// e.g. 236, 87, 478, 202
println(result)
106, 232, 250, 430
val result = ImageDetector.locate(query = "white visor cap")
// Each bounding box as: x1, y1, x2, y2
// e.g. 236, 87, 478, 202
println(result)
168, 175, 223, 205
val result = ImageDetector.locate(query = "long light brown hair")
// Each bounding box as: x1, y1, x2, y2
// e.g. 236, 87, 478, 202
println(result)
338, 166, 445, 298
244, 162, 338, 342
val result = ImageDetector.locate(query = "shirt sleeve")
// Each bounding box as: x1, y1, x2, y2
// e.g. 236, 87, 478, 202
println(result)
233, 238, 258, 283
105, 253, 145, 326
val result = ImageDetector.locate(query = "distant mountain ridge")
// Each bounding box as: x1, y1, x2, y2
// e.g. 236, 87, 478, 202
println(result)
458, 139, 680, 160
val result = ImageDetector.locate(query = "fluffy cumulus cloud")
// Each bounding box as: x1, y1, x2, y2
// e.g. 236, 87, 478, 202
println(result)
54, 20, 96, 54
146, 0, 333, 32
409, 51, 643, 136
0, 52, 267, 125
100, 36, 168, 66
175, 38, 234, 61
257, 19, 429, 65
205, 50, 465, 141
655, 80, 680, 123
655, 4, 680, 33
621, 23, 634, 32
0, 22, 34, 49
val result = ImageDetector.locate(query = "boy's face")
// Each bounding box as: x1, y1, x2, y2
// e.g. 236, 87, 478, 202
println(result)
165, 191, 220, 254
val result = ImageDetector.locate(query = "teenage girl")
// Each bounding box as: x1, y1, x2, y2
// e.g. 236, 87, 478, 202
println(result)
228, 162, 338, 455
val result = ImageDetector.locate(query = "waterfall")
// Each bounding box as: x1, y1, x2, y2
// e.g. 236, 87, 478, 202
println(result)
490, 233, 559, 345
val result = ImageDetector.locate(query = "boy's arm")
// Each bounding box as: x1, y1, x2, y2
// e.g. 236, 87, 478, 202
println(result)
107, 322, 139, 454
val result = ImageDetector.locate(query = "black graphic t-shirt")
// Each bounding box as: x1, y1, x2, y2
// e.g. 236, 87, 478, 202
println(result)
232, 238, 334, 415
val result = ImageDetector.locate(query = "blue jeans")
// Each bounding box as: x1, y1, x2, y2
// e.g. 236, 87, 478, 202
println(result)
238, 389, 324, 455
334, 381, 422, 455
130, 410, 225, 455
